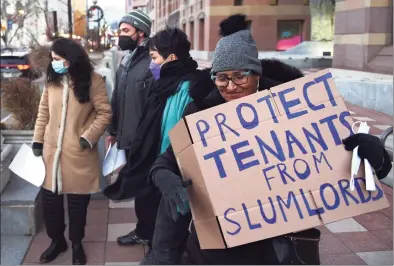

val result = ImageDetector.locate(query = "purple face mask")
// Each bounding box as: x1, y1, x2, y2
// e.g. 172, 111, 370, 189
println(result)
149, 60, 161, 80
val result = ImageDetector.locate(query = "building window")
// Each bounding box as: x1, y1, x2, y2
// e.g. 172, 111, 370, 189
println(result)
276, 20, 303, 51
234, 0, 243, 5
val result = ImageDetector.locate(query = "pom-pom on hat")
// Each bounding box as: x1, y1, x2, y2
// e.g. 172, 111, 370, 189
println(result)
211, 14, 262, 75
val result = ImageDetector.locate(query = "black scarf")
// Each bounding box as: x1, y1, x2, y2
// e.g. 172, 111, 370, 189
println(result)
104, 57, 198, 200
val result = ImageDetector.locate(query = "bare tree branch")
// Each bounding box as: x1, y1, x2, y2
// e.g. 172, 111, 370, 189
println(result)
24, 27, 41, 46
8, 26, 22, 44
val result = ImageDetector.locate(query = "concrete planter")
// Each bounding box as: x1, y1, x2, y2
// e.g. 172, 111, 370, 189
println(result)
1, 130, 34, 144
1, 143, 13, 193
1, 130, 43, 236
1, 130, 34, 155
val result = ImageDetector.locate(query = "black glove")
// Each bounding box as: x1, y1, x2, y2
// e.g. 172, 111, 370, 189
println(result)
152, 168, 192, 221
343, 133, 392, 179
80, 137, 91, 150
32, 142, 43, 157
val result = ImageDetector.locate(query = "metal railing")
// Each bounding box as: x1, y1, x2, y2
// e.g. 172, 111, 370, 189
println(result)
380, 126, 393, 161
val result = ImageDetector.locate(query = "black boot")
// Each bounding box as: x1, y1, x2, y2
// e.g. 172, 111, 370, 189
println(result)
39, 237, 68, 264
117, 229, 149, 246
72, 243, 86, 265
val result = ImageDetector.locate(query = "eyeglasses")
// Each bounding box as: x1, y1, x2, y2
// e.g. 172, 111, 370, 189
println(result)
211, 71, 252, 87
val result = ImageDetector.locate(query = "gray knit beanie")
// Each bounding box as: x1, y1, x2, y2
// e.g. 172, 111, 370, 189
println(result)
211, 17, 261, 75
119, 10, 152, 37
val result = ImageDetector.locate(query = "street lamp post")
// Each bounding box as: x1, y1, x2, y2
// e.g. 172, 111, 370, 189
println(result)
67, 0, 72, 38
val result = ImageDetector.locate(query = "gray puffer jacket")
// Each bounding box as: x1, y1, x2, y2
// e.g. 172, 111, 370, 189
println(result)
108, 43, 155, 149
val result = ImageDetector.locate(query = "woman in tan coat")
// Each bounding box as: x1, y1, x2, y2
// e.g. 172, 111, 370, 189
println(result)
32, 37, 112, 265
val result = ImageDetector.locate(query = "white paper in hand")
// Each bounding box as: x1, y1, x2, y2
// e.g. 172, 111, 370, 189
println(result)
350, 122, 376, 192
103, 142, 126, 177
8, 143, 46, 187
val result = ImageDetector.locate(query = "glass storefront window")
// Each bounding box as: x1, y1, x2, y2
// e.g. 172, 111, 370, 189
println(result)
276, 20, 303, 51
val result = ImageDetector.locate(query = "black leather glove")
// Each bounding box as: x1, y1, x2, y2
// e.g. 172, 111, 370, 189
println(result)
152, 168, 192, 221
80, 137, 91, 150
343, 133, 392, 179
32, 142, 43, 157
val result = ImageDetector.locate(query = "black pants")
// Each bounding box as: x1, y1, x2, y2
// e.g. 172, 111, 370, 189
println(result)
134, 186, 162, 242
41, 187, 91, 243
141, 198, 192, 265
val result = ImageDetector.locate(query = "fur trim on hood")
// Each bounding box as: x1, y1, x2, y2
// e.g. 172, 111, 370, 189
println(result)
258, 59, 304, 90
187, 68, 216, 102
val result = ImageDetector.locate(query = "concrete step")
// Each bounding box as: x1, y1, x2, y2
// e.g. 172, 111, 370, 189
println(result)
1, 174, 43, 236
369, 55, 392, 68
367, 45, 392, 74
1, 235, 32, 265
378, 45, 393, 56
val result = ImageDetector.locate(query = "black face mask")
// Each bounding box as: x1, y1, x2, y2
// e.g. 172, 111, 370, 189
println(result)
118, 35, 138, 51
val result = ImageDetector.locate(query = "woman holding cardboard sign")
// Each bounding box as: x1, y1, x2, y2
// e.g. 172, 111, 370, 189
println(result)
145, 14, 393, 265
32, 37, 112, 265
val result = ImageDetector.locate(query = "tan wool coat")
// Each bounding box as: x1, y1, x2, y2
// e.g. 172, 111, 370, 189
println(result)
33, 72, 112, 194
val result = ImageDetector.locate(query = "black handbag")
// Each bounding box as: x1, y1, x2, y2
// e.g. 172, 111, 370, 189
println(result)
272, 228, 321, 265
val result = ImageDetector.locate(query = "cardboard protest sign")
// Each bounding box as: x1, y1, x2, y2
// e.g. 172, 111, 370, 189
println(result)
169, 69, 390, 249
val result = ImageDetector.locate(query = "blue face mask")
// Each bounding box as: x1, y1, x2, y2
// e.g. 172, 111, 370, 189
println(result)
51, 60, 68, 74
149, 60, 161, 80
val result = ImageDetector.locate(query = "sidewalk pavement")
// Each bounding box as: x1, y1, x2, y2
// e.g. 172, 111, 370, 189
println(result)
22, 183, 393, 265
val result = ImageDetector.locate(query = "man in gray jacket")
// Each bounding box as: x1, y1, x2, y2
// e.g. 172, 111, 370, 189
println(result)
105, 10, 160, 247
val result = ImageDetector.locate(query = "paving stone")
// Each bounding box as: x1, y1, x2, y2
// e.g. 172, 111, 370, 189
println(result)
336, 232, 391, 253
83, 242, 106, 265
108, 208, 138, 224
353, 211, 393, 231
86, 208, 109, 225
369, 229, 394, 248
320, 253, 367, 265
105, 242, 144, 263
315, 225, 331, 234
357, 250, 393, 265
319, 234, 352, 255
109, 200, 135, 209
107, 223, 136, 242
380, 206, 393, 219
326, 218, 367, 233
88, 199, 109, 209
83, 224, 108, 242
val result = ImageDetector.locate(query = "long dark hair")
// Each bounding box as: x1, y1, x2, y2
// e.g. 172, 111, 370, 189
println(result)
46, 37, 93, 103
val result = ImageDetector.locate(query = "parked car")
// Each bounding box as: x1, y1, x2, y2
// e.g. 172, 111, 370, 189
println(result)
0, 47, 40, 80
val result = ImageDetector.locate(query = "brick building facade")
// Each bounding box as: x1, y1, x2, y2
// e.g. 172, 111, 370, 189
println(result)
333, 0, 393, 74
140, 0, 311, 59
